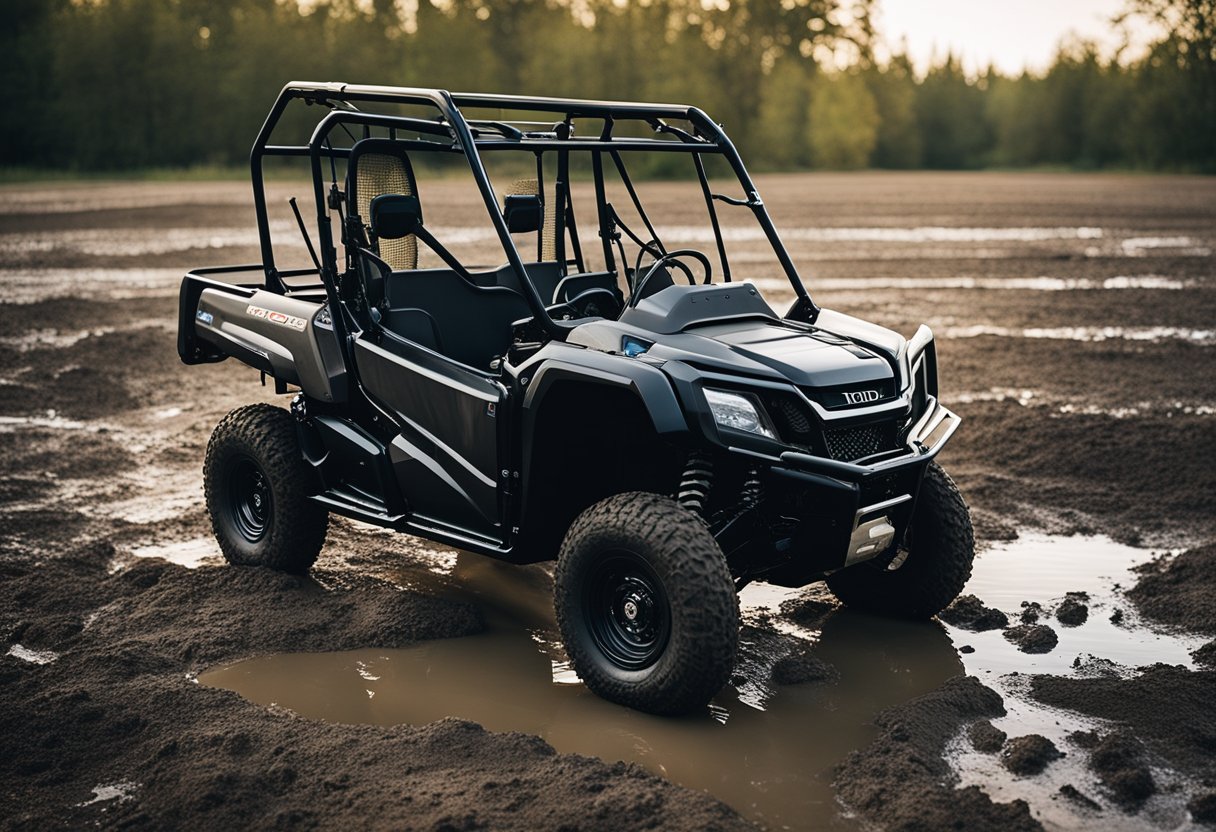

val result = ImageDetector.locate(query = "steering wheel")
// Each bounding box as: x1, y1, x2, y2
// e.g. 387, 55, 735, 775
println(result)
629, 249, 714, 308
546, 287, 622, 321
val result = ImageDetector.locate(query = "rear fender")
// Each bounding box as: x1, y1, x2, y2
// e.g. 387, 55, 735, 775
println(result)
181, 275, 347, 403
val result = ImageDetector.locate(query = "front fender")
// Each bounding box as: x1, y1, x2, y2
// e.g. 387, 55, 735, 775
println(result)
519, 347, 688, 439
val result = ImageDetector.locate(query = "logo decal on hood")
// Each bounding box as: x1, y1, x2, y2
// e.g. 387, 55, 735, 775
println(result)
841, 389, 881, 405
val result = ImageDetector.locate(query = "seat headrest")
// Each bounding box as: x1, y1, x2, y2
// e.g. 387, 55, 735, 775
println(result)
348, 139, 419, 271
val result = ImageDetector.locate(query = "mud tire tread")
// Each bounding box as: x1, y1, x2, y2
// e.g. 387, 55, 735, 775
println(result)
204, 403, 327, 574
554, 492, 739, 715
826, 462, 974, 619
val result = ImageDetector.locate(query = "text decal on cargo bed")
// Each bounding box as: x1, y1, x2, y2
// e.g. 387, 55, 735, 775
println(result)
245, 304, 307, 331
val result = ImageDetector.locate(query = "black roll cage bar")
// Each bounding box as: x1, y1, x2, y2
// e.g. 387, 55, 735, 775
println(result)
250, 82, 817, 345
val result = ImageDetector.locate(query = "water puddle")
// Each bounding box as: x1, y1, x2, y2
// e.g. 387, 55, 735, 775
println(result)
6, 644, 60, 665
948, 533, 1199, 677
755, 274, 1196, 293
0, 413, 97, 432
0, 222, 295, 258
942, 534, 1203, 831
950, 388, 1216, 420
661, 226, 1107, 243
0, 268, 183, 304
199, 534, 1202, 830
77, 781, 139, 807
201, 553, 962, 830
0, 319, 174, 351
938, 324, 1215, 345
129, 538, 220, 569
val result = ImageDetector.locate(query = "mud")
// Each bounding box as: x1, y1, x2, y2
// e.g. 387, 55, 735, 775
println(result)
1195, 640, 1216, 668
1054, 595, 1089, 627
941, 594, 1011, 631
832, 676, 1042, 832
970, 720, 1008, 753
0, 547, 748, 832
1084, 731, 1158, 808
1128, 542, 1216, 634
3, 172, 1216, 829
1004, 625, 1060, 654
1191, 791, 1216, 824
1031, 665, 1216, 785
199, 573, 961, 830
1001, 735, 1064, 776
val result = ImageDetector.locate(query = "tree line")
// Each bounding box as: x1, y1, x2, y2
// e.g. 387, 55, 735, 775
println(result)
4, 0, 1213, 174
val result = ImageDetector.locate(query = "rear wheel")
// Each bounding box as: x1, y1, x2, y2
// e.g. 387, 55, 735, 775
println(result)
204, 404, 327, 574
554, 492, 739, 715
826, 462, 974, 619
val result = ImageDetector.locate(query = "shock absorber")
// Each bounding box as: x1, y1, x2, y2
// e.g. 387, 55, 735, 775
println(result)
739, 467, 762, 511
678, 450, 714, 515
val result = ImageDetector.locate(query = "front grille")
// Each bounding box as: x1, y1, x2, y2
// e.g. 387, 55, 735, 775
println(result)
764, 391, 816, 445
824, 423, 892, 462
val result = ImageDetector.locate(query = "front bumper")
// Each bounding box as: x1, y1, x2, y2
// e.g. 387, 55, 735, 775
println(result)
777, 396, 960, 482
733, 399, 960, 584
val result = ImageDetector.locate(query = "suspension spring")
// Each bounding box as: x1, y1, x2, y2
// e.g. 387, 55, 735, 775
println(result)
739, 467, 762, 511
677, 451, 714, 515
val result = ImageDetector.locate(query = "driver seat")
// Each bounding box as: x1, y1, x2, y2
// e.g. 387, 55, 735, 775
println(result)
347, 139, 419, 271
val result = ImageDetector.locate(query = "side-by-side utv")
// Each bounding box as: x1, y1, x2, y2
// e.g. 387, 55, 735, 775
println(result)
178, 82, 973, 714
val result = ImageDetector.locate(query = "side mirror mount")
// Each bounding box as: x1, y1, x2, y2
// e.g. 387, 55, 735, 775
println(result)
370, 193, 423, 239
503, 194, 543, 234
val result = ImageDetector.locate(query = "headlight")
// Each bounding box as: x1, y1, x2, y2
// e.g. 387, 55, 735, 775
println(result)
704, 388, 776, 439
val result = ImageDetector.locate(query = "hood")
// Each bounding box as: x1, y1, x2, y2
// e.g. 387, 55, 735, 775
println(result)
568, 316, 896, 390
665, 320, 894, 388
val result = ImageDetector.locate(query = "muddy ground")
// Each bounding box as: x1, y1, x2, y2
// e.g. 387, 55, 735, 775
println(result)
1, 172, 1214, 830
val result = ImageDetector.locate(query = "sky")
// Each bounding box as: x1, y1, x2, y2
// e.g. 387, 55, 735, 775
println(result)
874, 0, 1153, 76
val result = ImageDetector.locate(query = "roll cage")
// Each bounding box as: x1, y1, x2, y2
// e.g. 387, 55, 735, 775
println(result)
250, 82, 818, 350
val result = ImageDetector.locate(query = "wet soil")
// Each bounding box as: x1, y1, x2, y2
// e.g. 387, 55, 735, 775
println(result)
2, 172, 1215, 830
1001, 735, 1064, 776
1004, 625, 1060, 654
1032, 666, 1216, 789
1127, 542, 1216, 635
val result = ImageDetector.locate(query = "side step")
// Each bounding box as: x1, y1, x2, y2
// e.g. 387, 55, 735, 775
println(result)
310, 487, 403, 528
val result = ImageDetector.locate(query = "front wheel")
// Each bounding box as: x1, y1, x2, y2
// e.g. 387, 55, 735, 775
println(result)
826, 462, 974, 619
203, 404, 328, 574
554, 492, 739, 715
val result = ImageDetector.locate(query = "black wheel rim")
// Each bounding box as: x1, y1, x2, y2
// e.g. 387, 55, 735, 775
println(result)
583, 552, 671, 671
226, 456, 271, 543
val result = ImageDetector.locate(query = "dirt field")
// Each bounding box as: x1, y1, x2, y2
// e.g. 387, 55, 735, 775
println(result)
1, 172, 1214, 830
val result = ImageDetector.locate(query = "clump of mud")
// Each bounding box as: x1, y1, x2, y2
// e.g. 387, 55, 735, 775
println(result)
1003, 624, 1059, 653
1070, 655, 1125, 677
968, 719, 1007, 753
734, 621, 839, 689
1129, 542, 1216, 633
1189, 791, 1216, 824
771, 641, 838, 686
1001, 734, 1064, 776
1194, 640, 1216, 668
777, 595, 836, 630
1020, 601, 1044, 624
1086, 732, 1157, 808
940, 594, 1009, 631
1055, 593, 1089, 626
1058, 783, 1102, 811
833, 676, 1042, 832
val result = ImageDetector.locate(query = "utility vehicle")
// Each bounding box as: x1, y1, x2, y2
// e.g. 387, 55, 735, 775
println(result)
179, 83, 973, 715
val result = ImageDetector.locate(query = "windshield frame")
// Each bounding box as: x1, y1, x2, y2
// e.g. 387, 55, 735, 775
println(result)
251, 82, 817, 342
